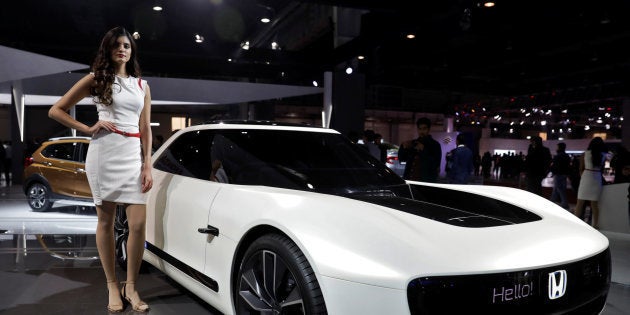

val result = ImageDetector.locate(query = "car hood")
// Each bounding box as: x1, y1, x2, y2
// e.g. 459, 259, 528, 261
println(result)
213, 182, 609, 290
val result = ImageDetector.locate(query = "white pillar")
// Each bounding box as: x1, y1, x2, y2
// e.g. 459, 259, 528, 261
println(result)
322, 71, 333, 128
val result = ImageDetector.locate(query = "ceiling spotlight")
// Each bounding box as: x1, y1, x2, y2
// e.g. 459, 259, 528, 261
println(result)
241, 41, 250, 50
132, 32, 141, 40
271, 41, 280, 50
357, 55, 365, 60
261, 17, 271, 23
483, 2, 495, 8
312, 80, 319, 87
153, 1, 163, 11
406, 34, 416, 39
345, 66, 353, 75
194, 34, 204, 43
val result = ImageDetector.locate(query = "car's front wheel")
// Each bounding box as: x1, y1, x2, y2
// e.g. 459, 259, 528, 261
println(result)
26, 182, 52, 212
235, 234, 327, 315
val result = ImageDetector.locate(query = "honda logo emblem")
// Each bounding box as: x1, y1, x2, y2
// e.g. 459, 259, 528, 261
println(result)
548, 270, 567, 300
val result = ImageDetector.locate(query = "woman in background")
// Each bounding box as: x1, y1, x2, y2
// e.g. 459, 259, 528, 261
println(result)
573, 137, 606, 229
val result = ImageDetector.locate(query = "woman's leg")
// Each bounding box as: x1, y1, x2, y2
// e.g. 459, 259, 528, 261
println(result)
123, 203, 149, 311
573, 199, 586, 220
590, 201, 600, 228
95, 201, 123, 311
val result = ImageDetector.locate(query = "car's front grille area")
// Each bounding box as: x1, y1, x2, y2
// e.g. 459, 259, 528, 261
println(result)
407, 249, 610, 315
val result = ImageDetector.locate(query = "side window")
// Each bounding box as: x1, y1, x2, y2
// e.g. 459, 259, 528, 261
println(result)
154, 130, 213, 180
41, 142, 76, 161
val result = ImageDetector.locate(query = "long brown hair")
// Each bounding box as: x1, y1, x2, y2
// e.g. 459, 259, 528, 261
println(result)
90, 27, 141, 106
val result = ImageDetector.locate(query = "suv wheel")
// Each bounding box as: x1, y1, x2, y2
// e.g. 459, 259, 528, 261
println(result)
27, 182, 52, 212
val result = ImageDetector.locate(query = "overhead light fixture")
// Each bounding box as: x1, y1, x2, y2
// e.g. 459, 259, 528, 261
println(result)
132, 32, 141, 40
260, 17, 271, 23
483, 2, 495, 7
312, 81, 318, 87
153, 1, 163, 11
194, 34, 204, 43
345, 66, 353, 75
241, 41, 250, 50
357, 55, 365, 60
406, 34, 416, 39
271, 41, 280, 50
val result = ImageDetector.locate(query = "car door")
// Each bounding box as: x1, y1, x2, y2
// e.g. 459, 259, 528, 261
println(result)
39, 141, 82, 197
148, 130, 222, 273
70, 141, 91, 198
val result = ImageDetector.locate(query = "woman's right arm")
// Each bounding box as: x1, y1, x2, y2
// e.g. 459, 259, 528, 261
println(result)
48, 74, 114, 135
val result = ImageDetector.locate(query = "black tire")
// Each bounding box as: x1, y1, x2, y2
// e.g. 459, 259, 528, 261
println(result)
114, 205, 149, 273
26, 182, 52, 212
235, 234, 327, 315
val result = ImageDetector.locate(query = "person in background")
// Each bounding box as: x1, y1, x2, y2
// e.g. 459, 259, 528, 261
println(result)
446, 134, 474, 184
524, 136, 551, 196
374, 133, 387, 163
550, 142, 571, 209
399, 117, 442, 182
362, 129, 381, 160
573, 137, 606, 229
481, 151, 492, 178
346, 131, 360, 144
0, 140, 5, 186
2, 141, 11, 186
48, 26, 151, 312
611, 145, 630, 183
622, 157, 630, 226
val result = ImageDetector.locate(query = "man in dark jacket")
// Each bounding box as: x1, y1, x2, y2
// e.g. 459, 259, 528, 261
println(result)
399, 117, 442, 182
525, 136, 551, 196
447, 134, 474, 184
550, 142, 571, 209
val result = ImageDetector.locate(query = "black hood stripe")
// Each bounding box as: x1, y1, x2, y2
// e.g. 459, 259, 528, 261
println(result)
347, 184, 541, 228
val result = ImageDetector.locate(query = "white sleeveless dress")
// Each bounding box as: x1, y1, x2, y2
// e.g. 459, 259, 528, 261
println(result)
85, 74, 147, 205
577, 150, 603, 201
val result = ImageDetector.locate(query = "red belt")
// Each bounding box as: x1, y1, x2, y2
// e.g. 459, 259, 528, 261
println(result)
112, 128, 141, 138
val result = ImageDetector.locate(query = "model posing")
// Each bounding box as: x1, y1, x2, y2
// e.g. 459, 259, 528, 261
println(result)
49, 26, 152, 312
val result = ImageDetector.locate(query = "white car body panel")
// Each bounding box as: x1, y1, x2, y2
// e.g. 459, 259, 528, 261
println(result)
142, 123, 610, 315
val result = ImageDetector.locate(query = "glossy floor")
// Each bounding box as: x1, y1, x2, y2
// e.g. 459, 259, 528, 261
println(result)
0, 183, 629, 314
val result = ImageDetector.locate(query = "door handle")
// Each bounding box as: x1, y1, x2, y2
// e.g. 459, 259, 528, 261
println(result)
198, 225, 219, 236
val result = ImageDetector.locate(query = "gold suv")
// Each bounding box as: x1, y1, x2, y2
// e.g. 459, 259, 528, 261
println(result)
23, 137, 92, 211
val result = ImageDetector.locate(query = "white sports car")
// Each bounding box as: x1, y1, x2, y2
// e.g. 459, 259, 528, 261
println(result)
116, 122, 610, 314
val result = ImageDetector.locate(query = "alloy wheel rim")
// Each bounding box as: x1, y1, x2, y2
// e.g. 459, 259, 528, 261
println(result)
28, 185, 46, 209
238, 249, 305, 314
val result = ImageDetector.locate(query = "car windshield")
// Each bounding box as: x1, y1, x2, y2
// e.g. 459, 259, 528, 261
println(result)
156, 128, 409, 197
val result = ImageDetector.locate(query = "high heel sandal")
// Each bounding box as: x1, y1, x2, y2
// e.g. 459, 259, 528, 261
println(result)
121, 281, 150, 312
106, 280, 124, 313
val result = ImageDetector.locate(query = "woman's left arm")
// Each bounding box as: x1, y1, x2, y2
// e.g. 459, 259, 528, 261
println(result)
139, 83, 153, 193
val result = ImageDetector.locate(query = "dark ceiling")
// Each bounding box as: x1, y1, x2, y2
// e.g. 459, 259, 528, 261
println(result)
2, 0, 630, 121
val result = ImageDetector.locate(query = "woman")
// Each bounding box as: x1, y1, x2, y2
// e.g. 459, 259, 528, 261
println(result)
573, 137, 606, 229
49, 26, 152, 312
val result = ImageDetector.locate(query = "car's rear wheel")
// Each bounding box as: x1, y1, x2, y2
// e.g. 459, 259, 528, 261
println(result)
235, 234, 327, 315
114, 205, 149, 273
27, 182, 52, 212
114, 205, 128, 271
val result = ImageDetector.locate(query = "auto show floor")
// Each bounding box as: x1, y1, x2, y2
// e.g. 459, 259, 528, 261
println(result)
1, 183, 629, 314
